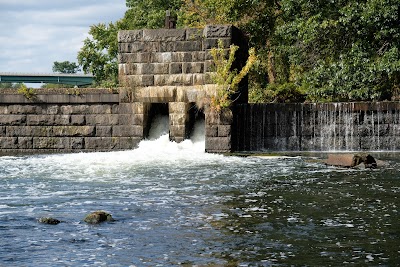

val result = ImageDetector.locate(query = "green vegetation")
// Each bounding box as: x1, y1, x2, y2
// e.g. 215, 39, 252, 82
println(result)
210, 40, 257, 111
17, 84, 36, 100
75, 0, 400, 102
52, 61, 80, 74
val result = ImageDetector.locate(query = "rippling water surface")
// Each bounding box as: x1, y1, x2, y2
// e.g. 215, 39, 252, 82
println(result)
0, 122, 399, 266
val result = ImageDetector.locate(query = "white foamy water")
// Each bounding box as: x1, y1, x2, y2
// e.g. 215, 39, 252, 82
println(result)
0, 118, 398, 266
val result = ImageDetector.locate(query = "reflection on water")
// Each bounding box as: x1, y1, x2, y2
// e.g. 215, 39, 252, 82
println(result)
0, 127, 399, 266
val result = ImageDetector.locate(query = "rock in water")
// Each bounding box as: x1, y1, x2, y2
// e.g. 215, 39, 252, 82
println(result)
325, 153, 377, 168
38, 217, 61, 225
84, 211, 114, 224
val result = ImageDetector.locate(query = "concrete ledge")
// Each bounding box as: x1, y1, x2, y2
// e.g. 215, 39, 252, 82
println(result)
0, 94, 119, 104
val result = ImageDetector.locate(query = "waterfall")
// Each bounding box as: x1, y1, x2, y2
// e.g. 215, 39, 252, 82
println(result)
235, 102, 400, 152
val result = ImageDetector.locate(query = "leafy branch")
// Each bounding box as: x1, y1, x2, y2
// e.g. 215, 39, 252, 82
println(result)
210, 39, 257, 111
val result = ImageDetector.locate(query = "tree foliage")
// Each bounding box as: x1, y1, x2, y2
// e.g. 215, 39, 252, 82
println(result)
76, 0, 400, 101
77, 0, 182, 87
52, 61, 80, 74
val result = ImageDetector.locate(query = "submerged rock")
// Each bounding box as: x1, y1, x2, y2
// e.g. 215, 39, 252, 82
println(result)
38, 217, 61, 225
325, 153, 377, 168
84, 211, 115, 224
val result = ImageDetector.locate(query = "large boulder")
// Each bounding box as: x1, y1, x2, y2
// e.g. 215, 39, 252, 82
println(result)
325, 153, 377, 168
84, 211, 115, 224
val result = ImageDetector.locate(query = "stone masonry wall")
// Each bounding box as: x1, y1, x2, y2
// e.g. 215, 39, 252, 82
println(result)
0, 93, 140, 155
118, 25, 248, 145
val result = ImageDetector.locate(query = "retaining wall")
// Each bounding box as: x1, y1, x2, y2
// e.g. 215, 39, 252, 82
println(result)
0, 92, 141, 155
233, 102, 400, 152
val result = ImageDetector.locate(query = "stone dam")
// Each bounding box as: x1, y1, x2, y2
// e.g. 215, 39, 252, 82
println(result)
1, 25, 400, 154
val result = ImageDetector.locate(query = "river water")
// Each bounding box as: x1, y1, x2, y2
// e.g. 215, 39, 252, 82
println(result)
0, 118, 399, 266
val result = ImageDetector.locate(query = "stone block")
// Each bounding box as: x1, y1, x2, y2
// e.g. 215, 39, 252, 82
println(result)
118, 114, 134, 125
70, 115, 86, 125
60, 105, 90, 114
169, 63, 183, 74
203, 38, 232, 49
183, 62, 204, 74
218, 125, 231, 137
120, 52, 153, 64
154, 74, 193, 86
95, 126, 112, 137
171, 52, 192, 62
119, 103, 134, 114
131, 125, 145, 137
6, 126, 51, 137
0, 137, 18, 149
205, 137, 232, 153
160, 41, 202, 52
7, 105, 42, 114
70, 137, 84, 149
120, 63, 169, 75
169, 113, 187, 125
46, 105, 60, 115
192, 51, 205, 61
169, 125, 185, 137
27, 115, 53, 126
84, 137, 118, 150
89, 105, 112, 114
18, 137, 33, 149
154, 52, 172, 63
52, 126, 95, 137
0, 106, 8, 114
112, 125, 137, 137
0, 126, 5, 136
132, 114, 144, 125
54, 115, 71, 125
0, 115, 26, 125
118, 30, 143, 42
85, 115, 119, 125
204, 25, 232, 38
33, 137, 69, 149
119, 137, 142, 149
169, 102, 189, 114
120, 42, 161, 53
205, 110, 233, 125
136, 86, 177, 103
206, 125, 218, 137
193, 74, 205, 85
125, 75, 154, 87
143, 29, 186, 41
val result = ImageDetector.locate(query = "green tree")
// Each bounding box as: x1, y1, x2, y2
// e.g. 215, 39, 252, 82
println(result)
78, 0, 182, 87
52, 61, 80, 74
273, 0, 400, 101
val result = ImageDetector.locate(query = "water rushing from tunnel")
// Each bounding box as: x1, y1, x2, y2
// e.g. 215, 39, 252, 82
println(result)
0, 117, 399, 266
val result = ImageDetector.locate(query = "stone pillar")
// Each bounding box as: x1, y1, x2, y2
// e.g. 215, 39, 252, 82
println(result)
131, 102, 151, 139
205, 109, 233, 153
169, 102, 191, 142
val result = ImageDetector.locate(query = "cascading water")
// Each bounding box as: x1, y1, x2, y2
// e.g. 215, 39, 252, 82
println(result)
235, 102, 400, 152
0, 114, 399, 266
